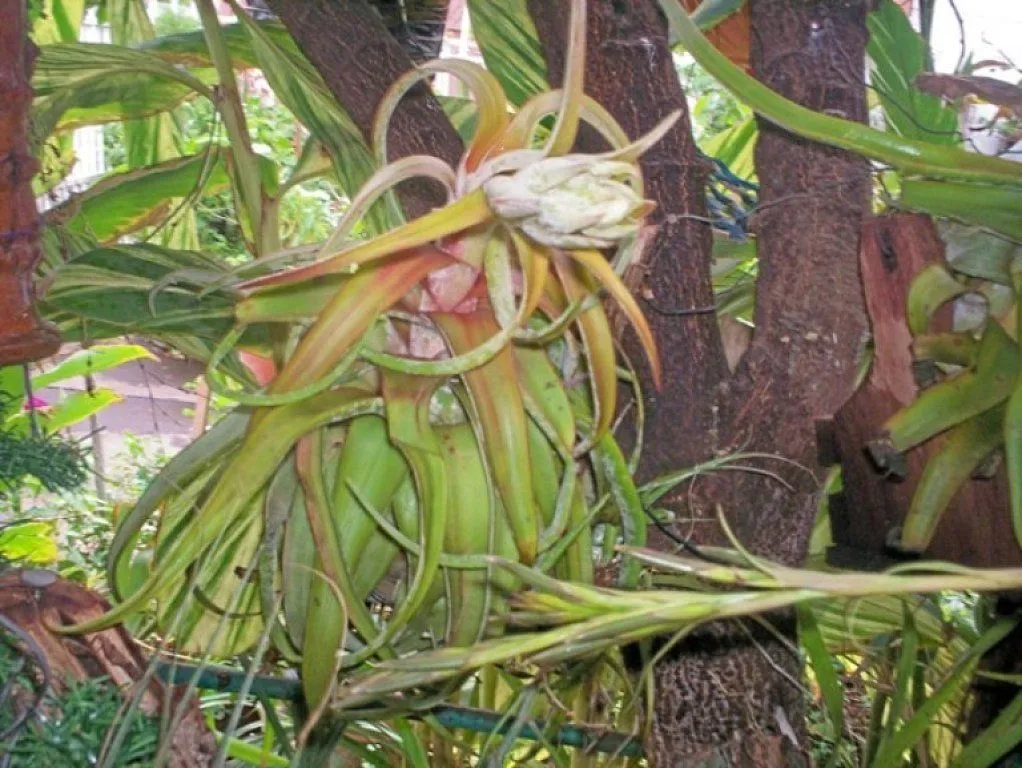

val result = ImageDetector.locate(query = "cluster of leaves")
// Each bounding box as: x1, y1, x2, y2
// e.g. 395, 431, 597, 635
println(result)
0, 431, 87, 495
0, 642, 159, 767
1, 434, 169, 585
16, 0, 1022, 765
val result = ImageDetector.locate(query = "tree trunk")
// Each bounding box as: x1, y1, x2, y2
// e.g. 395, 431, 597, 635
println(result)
527, 0, 728, 481
657, 1, 871, 763
528, 1, 870, 765
0, 0, 60, 365
266, 0, 462, 220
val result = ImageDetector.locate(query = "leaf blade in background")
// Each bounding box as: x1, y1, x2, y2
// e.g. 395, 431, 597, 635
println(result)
949, 690, 1022, 768
49, 151, 231, 243
31, 0, 86, 45
467, 0, 549, 107
32, 42, 211, 142
867, 0, 959, 145
227, 10, 398, 235
31, 344, 157, 389
700, 108, 756, 180
41, 243, 238, 341
901, 180, 1022, 243
0, 366, 28, 422
40, 387, 123, 434
799, 605, 845, 764
0, 522, 59, 564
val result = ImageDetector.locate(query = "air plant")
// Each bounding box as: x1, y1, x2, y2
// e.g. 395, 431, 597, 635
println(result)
60, 0, 672, 727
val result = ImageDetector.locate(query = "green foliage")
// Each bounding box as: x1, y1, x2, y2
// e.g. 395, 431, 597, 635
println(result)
30, 344, 155, 389
152, 6, 202, 37
867, 0, 959, 145
0, 432, 88, 494
175, 94, 342, 259
0, 521, 60, 564
21, 4, 1022, 766
0, 644, 159, 767
1, 433, 169, 584
467, 0, 548, 106
31, 41, 210, 144
60, 151, 232, 243
679, 57, 747, 140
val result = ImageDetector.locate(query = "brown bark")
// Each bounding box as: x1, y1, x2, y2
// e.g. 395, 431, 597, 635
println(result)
828, 214, 1022, 568
265, 0, 463, 220
0, 570, 215, 767
530, 0, 870, 764
653, 2, 871, 763
528, 0, 729, 482
0, 0, 60, 365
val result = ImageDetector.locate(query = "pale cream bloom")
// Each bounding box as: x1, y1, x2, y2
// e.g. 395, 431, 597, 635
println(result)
483, 157, 654, 249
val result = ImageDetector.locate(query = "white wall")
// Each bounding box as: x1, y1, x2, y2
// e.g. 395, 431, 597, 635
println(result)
931, 0, 1022, 78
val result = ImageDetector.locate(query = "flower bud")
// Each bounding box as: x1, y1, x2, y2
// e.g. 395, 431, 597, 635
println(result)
484, 156, 654, 249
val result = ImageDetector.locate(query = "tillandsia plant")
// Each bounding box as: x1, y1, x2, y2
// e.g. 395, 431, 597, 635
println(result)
60, 0, 670, 731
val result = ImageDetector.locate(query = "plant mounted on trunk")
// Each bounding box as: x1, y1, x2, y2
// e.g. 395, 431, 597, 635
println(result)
56, 0, 677, 752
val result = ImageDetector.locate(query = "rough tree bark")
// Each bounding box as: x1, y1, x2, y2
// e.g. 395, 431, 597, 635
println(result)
0, 0, 60, 365
529, 1, 870, 765
527, 0, 728, 480
265, 0, 462, 220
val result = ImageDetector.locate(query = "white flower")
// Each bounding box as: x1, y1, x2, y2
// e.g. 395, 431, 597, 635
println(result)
483, 156, 654, 249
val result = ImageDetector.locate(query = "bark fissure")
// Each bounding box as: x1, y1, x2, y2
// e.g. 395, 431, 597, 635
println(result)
528, 0, 729, 482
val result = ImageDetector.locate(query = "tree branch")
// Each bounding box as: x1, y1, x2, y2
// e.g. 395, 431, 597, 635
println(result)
0, 0, 60, 364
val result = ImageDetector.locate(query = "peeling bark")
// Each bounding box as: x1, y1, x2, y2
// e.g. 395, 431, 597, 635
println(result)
829, 214, 1021, 568
0, 0, 60, 365
0, 570, 216, 767
266, 0, 462, 220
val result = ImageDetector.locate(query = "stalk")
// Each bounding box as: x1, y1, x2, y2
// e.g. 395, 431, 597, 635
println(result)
195, 0, 276, 256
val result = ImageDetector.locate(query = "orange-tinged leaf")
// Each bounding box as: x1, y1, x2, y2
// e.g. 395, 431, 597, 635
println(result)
567, 248, 661, 388
545, 0, 587, 156
241, 189, 491, 291
270, 249, 451, 394
508, 229, 551, 322
497, 91, 629, 155
553, 254, 618, 445
376, 60, 509, 173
